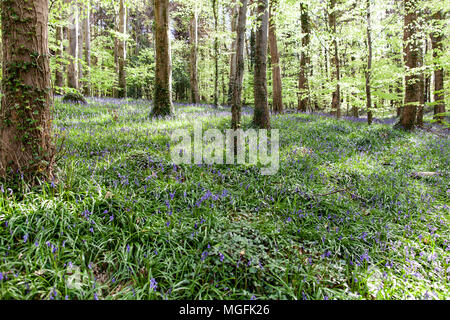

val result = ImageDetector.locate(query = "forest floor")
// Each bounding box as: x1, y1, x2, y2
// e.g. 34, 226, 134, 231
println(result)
0, 97, 448, 300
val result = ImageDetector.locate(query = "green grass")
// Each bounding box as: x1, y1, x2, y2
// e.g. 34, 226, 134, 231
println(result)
0, 98, 448, 300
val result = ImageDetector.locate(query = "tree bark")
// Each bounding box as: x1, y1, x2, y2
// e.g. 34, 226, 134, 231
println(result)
231, 0, 248, 130
0, 0, 55, 182
228, 1, 239, 106
398, 0, 420, 130
152, 0, 173, 116
67, 0, 79, 89
430, 10, 445, 123
55, 10, 64, 93
78, 2, 84, 88
212, 0, 219, 106
83, 1, 91, 96
253, 0, 270, 129
329, 0, 341, 118
298, 2, 310, 112
365, 0, 373, 125
269, 0, 283, 114
117, 0, 127, 98
189, 11, 200, 104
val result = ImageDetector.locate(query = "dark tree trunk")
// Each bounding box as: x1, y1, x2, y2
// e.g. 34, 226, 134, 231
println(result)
231, 0, 248, 130
398, 0, 420, 130
0, 0, 55, 182
253, 0, 270, 129
430, 10, 445, 123
189, 11, 200, 104
152, 0, 173, 116
298, 2, 310, 112
269, 0, 283, 114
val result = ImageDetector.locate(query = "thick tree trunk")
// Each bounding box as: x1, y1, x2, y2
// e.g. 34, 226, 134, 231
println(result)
298, 3, 310, 112
430, 10, 445, 123
365, 0, 373, 125
398, 0, 420, 130
117, 0, 127, 98
83, 1, 91, 96
0, 0, 54, 182
416, 35, 426, 127
329, 0, 341, 118
67, 0, 79, 89
253, 0, 270, 129
269, 0, 283, 114
152, 0, 173, 116
189, 11, 200, 104
231, 0, 248, 130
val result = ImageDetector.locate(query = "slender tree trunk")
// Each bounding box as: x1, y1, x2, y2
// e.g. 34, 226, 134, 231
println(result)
212, 0, 219, 106
55, 11, 64, 93
298, 2, 310, 112
83, 1, 91, 96
152, 0, 173, 116
231, 0, 248, 130
189, 11, 200, 104
365, 0, 373, 125
398, 0, 420, 130
329, 0, 340, 118
228, 1, 238, 106
78, 2, 84, 88
430, 10, 445, 122
253, 0, 270, 129
117, 0, 127, 98
0, 0, 55, 182
269, 0, 283, 114
67, 0, 79, 89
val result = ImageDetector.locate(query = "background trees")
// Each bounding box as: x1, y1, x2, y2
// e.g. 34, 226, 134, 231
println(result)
37, 0, 446, 124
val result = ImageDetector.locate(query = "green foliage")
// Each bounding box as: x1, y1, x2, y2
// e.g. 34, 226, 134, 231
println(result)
0, 98, 448, 299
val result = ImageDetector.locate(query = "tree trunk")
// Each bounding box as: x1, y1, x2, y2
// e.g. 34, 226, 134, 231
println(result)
189, 11, 200, 104
253, 0, 270, 129
298, 2, 310, 112
228, 1, 239, 106
152, 0, 173, 116
231, 0, 248, 130
117, 0, 127, 98
329, 0, 341, 118
78, 2, 84, 88
269, 0, 283, 114
416, 36, 426, 127
365, 0, 373, 125
398, 0, 420, 130
0, 0, 55, 182
430, 10, 445, 123
67, 0, 79, 89
55, 12, 64, 93
83, 1, 91, 96
212, 0, 219, 106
